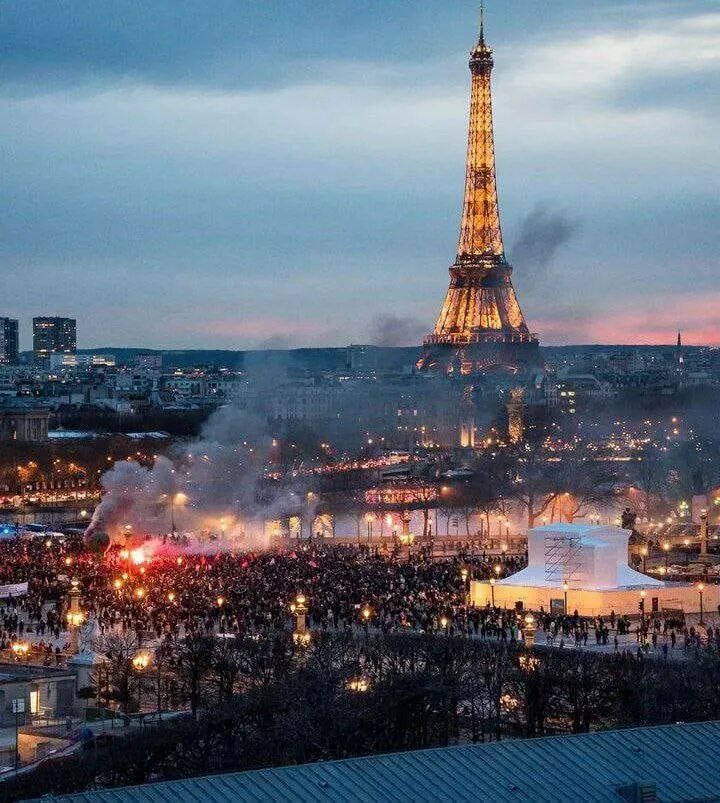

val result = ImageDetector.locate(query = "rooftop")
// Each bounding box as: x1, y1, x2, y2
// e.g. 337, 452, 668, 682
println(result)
43, 721, 720, 802
0, 663, 75, 683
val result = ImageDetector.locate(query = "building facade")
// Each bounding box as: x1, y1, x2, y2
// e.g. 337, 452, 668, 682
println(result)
33, 317, 77, 362
0, 318, 19, 365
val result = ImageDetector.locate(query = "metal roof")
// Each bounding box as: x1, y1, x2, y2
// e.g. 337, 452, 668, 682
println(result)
41, 721, 720, 802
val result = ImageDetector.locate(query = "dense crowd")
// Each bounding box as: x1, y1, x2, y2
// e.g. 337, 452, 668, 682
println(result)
0, 536, 526, 651
0, 535, 718, 666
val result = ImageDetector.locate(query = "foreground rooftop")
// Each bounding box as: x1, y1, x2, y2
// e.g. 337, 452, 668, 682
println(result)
44, 721, 720, 802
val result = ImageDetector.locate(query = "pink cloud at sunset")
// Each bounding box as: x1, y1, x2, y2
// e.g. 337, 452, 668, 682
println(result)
535, 292, 720, 347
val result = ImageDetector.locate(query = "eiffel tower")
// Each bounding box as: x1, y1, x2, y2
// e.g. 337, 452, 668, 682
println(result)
418, 10, 540, 376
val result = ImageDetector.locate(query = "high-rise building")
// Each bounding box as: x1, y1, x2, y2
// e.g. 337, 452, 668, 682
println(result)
418, 14, 540, 376
33, 317, 77, 362
0, 318, 19, 364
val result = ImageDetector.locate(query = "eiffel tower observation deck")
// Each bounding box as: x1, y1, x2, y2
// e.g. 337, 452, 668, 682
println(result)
418, 9, 541, 377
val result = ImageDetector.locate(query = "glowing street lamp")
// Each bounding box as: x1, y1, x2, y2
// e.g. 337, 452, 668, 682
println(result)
132, 652, 150, 671
489, 576, 496, 607
361, 606, 372, 632
639, 589, 646, 625
11, 641, 30, 660
67, 578, 84, 654
347, 677, 370, 693
292, 594, 310, 647
663, 541, 671, 570
522, 613, 537, 648
562, 580, 569, 614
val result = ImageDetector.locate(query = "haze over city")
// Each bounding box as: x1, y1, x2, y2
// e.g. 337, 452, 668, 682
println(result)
3, 0, 718, 349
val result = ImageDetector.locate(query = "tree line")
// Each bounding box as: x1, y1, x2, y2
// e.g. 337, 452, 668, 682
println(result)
6, 630, 720, 799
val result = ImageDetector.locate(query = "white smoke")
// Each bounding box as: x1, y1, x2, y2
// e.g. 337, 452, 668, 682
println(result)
86, 405, 277, 550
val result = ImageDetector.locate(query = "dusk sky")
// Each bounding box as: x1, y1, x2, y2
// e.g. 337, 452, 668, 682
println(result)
3, 1, 719, 350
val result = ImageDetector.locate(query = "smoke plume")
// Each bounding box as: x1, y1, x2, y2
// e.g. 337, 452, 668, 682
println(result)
369, 313, 426, 346
510, 204, 580, 287
85, 406, 274, 547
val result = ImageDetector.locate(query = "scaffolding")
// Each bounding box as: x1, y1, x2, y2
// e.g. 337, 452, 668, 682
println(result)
544, 532, 584, 587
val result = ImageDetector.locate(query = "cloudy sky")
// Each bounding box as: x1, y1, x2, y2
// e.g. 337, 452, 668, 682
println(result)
2, 1, 719, 349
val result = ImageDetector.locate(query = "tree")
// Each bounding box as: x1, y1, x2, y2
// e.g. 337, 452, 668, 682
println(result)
94, 631, 143, 714
168, 634, 215, 717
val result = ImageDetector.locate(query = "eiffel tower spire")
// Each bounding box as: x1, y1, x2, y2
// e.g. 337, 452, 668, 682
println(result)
418, 10, 539, 376
458, 2, 503, 258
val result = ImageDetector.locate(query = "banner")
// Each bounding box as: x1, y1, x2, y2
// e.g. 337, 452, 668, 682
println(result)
0, 582, 28, 598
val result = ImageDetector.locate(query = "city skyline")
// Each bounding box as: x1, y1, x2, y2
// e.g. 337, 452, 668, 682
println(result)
3, 1, 719, 350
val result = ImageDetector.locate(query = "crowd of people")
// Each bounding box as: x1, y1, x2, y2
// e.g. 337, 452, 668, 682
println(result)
0, 534, 717, 666
0, 535, 524, 652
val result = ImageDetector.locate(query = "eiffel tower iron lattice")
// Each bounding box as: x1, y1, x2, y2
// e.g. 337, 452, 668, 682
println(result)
418, 12, 540, 376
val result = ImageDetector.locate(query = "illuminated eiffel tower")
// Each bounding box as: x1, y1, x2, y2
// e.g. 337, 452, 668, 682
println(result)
418, 10, 540, 376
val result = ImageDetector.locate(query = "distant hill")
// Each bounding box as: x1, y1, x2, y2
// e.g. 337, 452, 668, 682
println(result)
18, 342, 696, 372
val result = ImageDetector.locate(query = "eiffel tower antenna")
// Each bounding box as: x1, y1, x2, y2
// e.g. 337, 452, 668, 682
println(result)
479, 1, 485, 44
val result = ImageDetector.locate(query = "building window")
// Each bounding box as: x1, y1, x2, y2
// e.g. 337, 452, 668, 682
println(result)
30, 690, 39, 714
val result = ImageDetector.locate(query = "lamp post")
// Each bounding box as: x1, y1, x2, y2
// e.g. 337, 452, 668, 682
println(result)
640, 545, 648, 574
216, 596, 225, 634
460, 567, 469, 606
663, 541, 670, 570
522, 613, 537, 648
291, 594, 310, 647
440, 615, 449, 636
639, 589, 646, 626
562, 580, 569, 615
66, 578, 84, 655
132, 652, 151, 712
697, 582, 705, 625
361, 606, 371, 633
489, 576, 496, 607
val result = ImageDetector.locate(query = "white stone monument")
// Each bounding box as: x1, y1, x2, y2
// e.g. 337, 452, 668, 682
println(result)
502, 524, 663, 591
471, 524, 717, 615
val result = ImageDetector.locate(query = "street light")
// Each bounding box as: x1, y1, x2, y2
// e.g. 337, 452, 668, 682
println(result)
562, 580, 569, 614
132, 652, 150, 671
697, 582, 705, 625
489, 576, 496, 607
440, 615, 449, 635
11, 641, 30, 661
361, 606, 371, 632
292, 594, 310, 646
663, 541, 670, 570
67, 578, 84, 654
639, 589, 646, 625
522, 613, 537, 648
